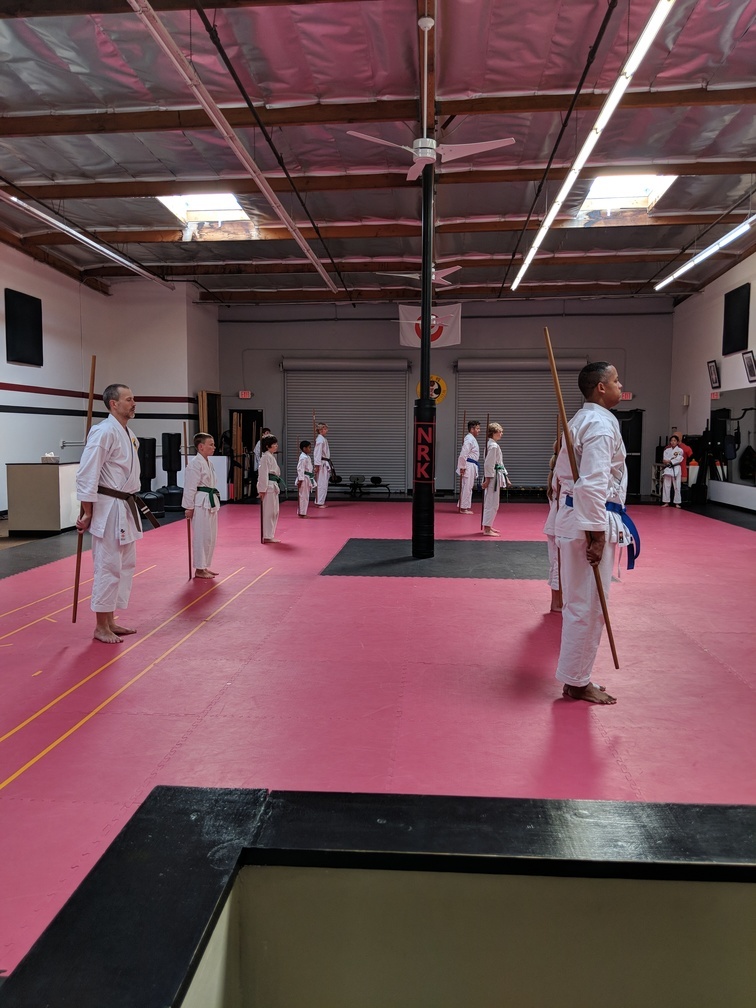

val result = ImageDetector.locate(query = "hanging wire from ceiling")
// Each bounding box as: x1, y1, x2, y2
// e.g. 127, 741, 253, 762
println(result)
496, 0, 620, 298
191, 1, 354, 304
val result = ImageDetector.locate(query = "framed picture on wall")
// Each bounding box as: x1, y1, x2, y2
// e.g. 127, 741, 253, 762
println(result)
707, 359, 721, 389
743, 350, 756, 383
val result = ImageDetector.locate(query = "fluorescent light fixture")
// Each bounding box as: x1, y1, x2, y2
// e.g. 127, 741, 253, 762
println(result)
511, 0, 678, 292
0, 188, 174, 289
654, 212, 756, 290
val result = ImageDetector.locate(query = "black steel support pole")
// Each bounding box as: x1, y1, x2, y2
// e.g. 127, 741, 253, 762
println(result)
412, 161, 436, 558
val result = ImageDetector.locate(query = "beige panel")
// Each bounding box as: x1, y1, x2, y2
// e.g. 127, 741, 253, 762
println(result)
227, 865, 755, 1008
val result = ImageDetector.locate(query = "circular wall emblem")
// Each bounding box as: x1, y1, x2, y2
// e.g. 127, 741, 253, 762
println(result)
416, 375, 447, 404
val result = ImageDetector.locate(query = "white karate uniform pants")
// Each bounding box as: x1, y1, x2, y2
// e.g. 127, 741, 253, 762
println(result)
555, 535, 616, 687
90, 507, 136, 613
662, 471, 681, 504
482, 484, 500, 527
546, 533, 560, 591
315, 466, 329, 505
458, 467, 476, 510
298, 482, 311, 516
261, 489, 279, 539
192, 507, 217, 568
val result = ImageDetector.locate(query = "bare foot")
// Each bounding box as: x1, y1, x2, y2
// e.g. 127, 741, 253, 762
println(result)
460, 509, 474, 515
94, 628, 122, 644
298, 514, 308, 518
194, 570, 214, 578
550, 589, 563, 612
562, 683, 616, 704
110, 624, 136, 635
482, 528, 500, 537
263, 538, 281, 543
207, 569, 219, 576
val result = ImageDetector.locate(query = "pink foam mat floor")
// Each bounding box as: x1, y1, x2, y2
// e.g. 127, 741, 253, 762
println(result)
0, 499, 754, 973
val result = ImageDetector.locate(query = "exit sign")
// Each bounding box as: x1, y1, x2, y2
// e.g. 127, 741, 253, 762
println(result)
238, 390, 252, 399
711, 391, 720, 400
619, 392, 634, 400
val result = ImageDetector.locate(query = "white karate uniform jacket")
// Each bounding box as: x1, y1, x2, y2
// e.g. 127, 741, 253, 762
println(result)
182, 453, 220, 568
76, 413, 142, 612
457, 432, 479, 509
553, 401, 627, 687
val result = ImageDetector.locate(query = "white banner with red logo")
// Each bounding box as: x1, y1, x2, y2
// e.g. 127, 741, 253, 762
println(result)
398, 303, 461, 347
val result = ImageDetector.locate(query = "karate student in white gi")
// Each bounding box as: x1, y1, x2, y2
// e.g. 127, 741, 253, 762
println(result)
481, 422, 509, 536
553, 362, 628, 704
182, 432, 221, 578
253, 427, 271, 473
313, 422, 331, 507
76, 383, 142, 644
456, 420, 480, 514
661, 435, 684, 507
257, 434, 282, 542
296, 440, 316, 517
543, 441, 562, 612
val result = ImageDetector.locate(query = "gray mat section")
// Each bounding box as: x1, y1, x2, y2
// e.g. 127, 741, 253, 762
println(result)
321, 539, 550, 579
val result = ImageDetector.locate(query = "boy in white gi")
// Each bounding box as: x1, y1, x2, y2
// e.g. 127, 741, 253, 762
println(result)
257, 434, 282, 542
553, 361, 630, 704
456, 420, 480, 514
182, 433, 221, 578
313, 422, 331, 507
481, 422, 509, 536
661, 434, 684, 507
76, 383, 142, 644
296, 440, 316, 517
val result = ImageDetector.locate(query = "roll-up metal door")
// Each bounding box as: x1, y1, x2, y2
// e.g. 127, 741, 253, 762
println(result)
455, 359, 585, 486
283, 359, 410, 491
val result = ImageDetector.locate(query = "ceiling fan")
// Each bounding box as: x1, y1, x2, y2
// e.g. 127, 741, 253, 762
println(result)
348, 16, 515, 182
384, 265, 461, 286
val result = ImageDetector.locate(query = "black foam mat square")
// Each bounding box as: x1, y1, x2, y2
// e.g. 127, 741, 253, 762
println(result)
321, 538, 549, 579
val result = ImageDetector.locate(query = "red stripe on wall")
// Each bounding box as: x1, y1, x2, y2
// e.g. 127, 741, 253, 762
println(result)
0, 382, 195, 403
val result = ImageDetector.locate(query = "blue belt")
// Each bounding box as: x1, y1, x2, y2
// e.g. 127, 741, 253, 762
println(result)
565, 495, 640, 570
465, 457, 481, 468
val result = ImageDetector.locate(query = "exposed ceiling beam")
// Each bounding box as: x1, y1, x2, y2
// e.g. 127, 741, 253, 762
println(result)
86, 249, 702, 278
21, 212, 749, 246
0, 224, 111, 292
0, 0, 374, 17
195, 280, 667, 304
1, 87, 753, 140
5, 160, 753, 203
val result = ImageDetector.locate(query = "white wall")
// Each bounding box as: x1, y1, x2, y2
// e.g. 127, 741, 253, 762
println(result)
0, 245, 218, 511
218, 300, 674, 492
670, 249, 756, 511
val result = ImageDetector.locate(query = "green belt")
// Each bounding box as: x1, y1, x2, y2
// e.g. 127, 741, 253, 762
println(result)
494, 464, 508, 490
305, 469, 316, 486
197, 485, 220, 507
268, 473, 287, 491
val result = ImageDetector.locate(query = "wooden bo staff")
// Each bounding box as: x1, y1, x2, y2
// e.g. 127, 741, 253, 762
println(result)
72, 355, 97, 623
543, 327, 619, 669
183, 421, 192, 579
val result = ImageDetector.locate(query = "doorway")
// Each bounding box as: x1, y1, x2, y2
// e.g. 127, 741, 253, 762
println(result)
226, 409, 264, 501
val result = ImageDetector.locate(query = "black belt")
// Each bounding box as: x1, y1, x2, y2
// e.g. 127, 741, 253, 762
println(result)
98, 485, 160, 529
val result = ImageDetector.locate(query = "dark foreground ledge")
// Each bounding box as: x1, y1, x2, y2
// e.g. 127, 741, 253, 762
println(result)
1, 788, 754, 1007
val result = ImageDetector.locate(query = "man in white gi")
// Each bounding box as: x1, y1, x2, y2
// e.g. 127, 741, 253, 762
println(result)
456, 420, 480, 514
553, 362, 630, 704
182, 432, 221, 578
313, 422, 331, 507
76, 384, 143, 644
